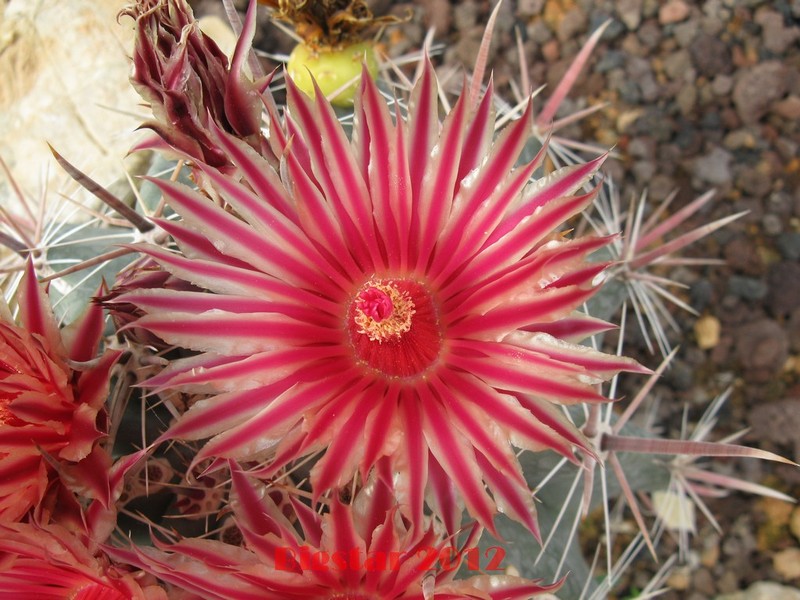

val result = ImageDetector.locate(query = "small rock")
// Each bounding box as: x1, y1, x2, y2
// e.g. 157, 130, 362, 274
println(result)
659, 0, 690, 24
733, 61, 789, 125
663, 49, 693, 80
665, 359, 693, 390
762, 214, 783, 236
724, 236, 765, 276
790, 308, 800, 353
693, 146, 733, 185
596, 49, 625, 72
648, 173, 675, 201
768, 191, 794, 218
777, 232, 800, 261
716, 581, 800, 600
628, 136, 655, 159
556, 7, 587, 42
652, 490, 696, 531
667, 565, 691, 591
760, 497, 794, 527
773, 96, 800, 121
767, 261, 800, 317
541, 39, 559, 62
728, 275, 767, 301
637, 20, 662, 49
452, 0, 479, 29
755, 8, 800, 55
527, 19, 552, 44
774, 548, 800, 580
691, 279, 714, 312
723, 128, 759, 150
695, 314, 721, 349
734, 318, 790, 378
717, 570, 740, 594
618, 79, 642, 104
736, 165, 772, 198
693, 567, 716, 596
673, 19, 699, 46
420, 0, 452, 34
749, 398, 800, 459
711, 74, 734, 96
517, 0, 545, 17
775, 137, 799, 162
676, 85, 697, 115
616, 0, 642, 30
689, 33, 733, 77
790, 506, 800, 542
632, 160, 656, 184
701, 110, 723, 130
700, 533, 721, 567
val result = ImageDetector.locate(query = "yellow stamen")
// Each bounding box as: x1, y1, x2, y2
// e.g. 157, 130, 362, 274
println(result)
354, 281, 415, 343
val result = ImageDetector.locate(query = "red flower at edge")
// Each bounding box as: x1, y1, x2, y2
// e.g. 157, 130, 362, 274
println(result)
0, 261, 120, 522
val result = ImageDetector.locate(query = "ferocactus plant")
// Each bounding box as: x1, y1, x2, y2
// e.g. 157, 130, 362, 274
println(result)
0, 1, 794, 599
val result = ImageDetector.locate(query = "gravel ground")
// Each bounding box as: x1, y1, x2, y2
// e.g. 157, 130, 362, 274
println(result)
198, 0, 800, 596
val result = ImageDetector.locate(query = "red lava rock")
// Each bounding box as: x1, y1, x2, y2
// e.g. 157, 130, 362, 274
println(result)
734, 318, 789, 382
689, 33, 733, 77
724, 236, 766, 276
789, 308, 800, 353
659, 0, 690, 25
749, 398, 800, 461
766, 261, 800, 317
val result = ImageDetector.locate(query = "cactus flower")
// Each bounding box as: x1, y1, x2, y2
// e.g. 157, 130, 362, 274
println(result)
119, 40, 647, 535
0, 262, 120, 523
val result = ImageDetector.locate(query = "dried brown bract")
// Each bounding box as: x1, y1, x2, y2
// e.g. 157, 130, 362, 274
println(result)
259, 0, 407, 48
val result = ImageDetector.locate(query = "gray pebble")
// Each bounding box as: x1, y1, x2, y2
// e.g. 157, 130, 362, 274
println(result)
727, 275, 768, 301
517, 0, 545, 17
776, 232, 800, 260
615, 0, 642, 30
717, 581, 800, 600
557, 8, 587, 42
665, 358, 694, 390
637, 20, 662, 49
761, 213, 783, 236
756, 8, 800, 55
663, 50, 693, 81
527, 19, 551, 44
673, 20, 699, 46
596, 49, 626, 73
691, 278, 714, 311
452, 0, 479, 30
693, 146, 733, 185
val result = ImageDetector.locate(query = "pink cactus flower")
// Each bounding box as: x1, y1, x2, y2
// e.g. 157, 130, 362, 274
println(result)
118, 0, 646, 537
110, 465, 561, 600
0, 520, 167, 599
0, 262, 120, 523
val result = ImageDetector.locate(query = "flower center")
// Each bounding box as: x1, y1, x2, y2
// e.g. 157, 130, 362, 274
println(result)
347, 279, 442, 378
354, 282, 414, 342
